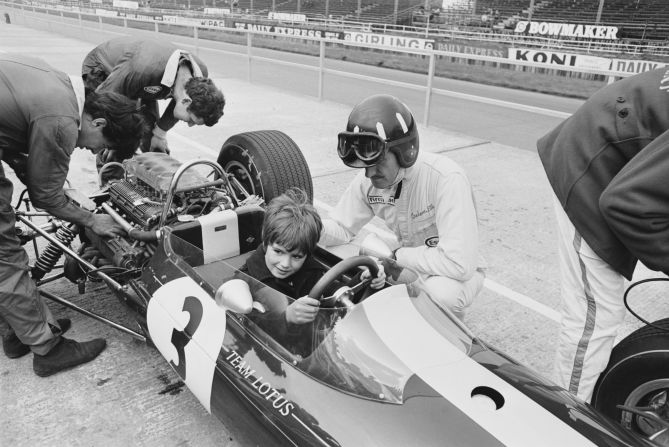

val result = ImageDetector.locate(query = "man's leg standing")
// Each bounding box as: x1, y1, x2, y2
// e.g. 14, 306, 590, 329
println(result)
552, 195, 626, 402
0, 170, 61, 355
0, 166, 106, 376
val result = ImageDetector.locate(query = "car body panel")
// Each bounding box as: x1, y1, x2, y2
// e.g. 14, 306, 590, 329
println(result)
134, 229, 649, 446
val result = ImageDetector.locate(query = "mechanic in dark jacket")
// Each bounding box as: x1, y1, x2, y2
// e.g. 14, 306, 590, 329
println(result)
538, 67, 669, 402
0, 54, 147, 377
82, 36, 225, 157
238, 188, 384, 357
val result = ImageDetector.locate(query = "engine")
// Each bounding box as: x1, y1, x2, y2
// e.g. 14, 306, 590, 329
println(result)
81, 153, 238, 273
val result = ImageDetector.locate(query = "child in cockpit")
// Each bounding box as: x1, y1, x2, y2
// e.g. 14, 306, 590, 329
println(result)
238, 188, 385, 354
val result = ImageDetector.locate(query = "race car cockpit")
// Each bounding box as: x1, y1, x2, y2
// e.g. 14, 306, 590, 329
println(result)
161, 227, 474, 404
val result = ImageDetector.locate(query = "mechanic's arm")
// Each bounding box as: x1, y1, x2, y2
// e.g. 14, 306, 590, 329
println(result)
319, 172, 376, 246
151, 57, 208, 152
396, 172, 479, 280
148, 100, 178, 153
26, 117, 126, 239
600, 130, 669, 274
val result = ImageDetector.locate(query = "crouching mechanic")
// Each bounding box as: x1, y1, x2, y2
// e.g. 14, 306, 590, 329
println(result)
319, 94, 485, 319
0, 54, 147, 376
82, 36, 226, 163
539, 67, 669, 402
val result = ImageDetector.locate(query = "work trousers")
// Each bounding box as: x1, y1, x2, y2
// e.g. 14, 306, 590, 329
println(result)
0, 164, 61, 355
551, 194, 626, 402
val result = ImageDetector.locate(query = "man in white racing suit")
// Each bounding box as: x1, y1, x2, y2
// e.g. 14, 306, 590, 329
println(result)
319, 94, 485, 319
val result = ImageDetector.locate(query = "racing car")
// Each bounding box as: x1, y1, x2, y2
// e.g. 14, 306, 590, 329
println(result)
15, 130, 654, 446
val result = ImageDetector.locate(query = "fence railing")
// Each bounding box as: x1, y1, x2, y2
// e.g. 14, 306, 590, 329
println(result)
2, 1, 645, 125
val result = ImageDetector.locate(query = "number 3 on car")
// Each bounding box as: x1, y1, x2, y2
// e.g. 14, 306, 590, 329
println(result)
147, 276, 227, 412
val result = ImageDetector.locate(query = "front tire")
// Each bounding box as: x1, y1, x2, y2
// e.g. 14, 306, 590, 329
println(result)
217, 130, 313, 204
592, 318, 669, 444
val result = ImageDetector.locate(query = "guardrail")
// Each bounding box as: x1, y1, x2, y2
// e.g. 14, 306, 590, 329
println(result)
1, 1, 642, 125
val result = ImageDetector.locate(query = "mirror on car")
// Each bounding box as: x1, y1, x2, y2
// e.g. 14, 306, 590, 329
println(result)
215, 279, 253, 314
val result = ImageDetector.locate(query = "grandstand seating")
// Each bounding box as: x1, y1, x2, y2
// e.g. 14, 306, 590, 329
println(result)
471, 0, 669, 39
150, 0, 669, 39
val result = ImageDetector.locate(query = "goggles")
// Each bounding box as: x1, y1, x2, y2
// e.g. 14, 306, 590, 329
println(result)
337, 131, 414, 167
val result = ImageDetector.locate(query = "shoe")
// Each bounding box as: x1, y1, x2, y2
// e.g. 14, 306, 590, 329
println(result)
33, 337, 106, 377
3, 318, 72, 359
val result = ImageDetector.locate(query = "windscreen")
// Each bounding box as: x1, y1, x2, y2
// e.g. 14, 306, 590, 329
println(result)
166, 231, 474, 404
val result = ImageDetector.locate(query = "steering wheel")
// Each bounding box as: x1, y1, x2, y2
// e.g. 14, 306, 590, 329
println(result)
308, 255, 379, 300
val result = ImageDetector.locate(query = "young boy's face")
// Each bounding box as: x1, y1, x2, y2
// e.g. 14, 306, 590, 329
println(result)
264, 242, 308, 279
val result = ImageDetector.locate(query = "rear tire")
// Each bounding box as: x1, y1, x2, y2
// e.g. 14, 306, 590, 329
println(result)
217, 130, 313, 204
592, 318, 669, 444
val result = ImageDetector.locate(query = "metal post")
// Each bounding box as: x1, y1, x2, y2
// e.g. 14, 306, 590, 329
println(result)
318, 40, 325, 100
247, 32, 252, 83
194, 25, 199, 55
528, 0, 535, 22
596, 0, 605, 24
423, 52, 435, 127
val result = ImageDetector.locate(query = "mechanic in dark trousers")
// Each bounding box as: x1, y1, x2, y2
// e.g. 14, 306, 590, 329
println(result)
538, 67, 669, 402
319, 94, 486, 320
81, 36, 226, 161
0, 54, 147, 377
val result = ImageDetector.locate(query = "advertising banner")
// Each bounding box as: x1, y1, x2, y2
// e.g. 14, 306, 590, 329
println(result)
163, 15, 204, 26
268, 12, 306, 22
344, 31, 434, 50
508, 48, 611, 70
118, 11, 160, 21
435, 40, 507, 58
514, 21, 618, 40
204, 7, 231, 14
610, 58, 669, 74
95, 8, 118, 16
112, 0, 139, 10
233, 22, 342, 39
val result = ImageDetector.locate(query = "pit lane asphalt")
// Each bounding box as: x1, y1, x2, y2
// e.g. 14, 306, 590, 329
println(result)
1, 16, 667, 447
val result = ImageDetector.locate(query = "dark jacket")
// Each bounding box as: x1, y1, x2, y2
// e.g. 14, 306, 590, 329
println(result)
81, 37, 208, 131
0, 54, 93, 230
538, 67, 669, 279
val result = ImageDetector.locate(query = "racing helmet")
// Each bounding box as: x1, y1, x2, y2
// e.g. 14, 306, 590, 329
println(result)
337, 94, 419, 168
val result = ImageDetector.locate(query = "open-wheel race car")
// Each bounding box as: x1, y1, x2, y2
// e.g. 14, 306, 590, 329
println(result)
14, 130, 656, 446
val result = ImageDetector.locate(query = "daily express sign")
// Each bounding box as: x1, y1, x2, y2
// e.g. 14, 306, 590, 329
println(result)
514, 21, 619, 40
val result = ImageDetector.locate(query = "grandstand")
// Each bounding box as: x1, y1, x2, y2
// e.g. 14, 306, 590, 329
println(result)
147, 0, 669, 40
462, 0, 669, 40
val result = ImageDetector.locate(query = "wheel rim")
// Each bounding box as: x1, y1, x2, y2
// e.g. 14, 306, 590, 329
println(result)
224, 160, 262, 199
622, 379, 669, 444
